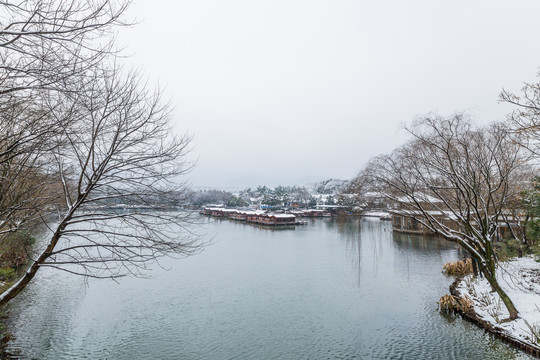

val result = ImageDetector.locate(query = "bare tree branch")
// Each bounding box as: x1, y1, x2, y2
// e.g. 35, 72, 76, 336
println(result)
356, 114, 529, 320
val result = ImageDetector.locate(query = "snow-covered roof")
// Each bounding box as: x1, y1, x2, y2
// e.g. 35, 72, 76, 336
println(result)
272, 214, 295, 218
363, 211, 391, 217
396, 193, 442, 203
239, 210, 265, 215
390, 209, 458, 220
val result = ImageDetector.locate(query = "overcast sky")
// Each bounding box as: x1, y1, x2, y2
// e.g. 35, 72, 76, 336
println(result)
118, 0, 540, 188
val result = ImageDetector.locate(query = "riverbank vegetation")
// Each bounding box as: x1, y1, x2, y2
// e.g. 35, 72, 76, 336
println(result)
455, 256, 540, 351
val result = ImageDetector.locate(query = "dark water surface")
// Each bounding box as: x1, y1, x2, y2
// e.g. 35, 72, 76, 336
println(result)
4, 217, 534, 359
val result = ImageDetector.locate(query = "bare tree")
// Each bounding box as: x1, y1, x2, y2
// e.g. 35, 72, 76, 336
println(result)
0, 0, 199, 307
0, 0, 130, 235
500, 76, 540, 247
500, 75, 540, 156
0, 0, 128, 95
0, 65, 199, 306
0, 93, 67, 238
337, 177, 366, 208
361, 114, 529, 320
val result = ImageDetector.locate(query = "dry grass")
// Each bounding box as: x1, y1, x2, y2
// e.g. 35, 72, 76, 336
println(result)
464, 275, 478, 297
459, 294, 473, 313
524, 320, 540, 344
438, 294, 473, 314
443, 258, 473, 276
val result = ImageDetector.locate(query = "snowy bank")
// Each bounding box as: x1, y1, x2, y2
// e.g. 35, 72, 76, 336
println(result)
453, 256, 540, 356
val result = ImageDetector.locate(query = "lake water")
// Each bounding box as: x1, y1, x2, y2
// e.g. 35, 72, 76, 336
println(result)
4, 216, 535, 359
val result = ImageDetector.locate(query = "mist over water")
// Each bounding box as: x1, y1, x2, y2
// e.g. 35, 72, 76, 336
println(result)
4, 217, 534, 359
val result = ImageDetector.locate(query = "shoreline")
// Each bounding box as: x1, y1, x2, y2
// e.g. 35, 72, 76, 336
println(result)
449, 275, 540, 358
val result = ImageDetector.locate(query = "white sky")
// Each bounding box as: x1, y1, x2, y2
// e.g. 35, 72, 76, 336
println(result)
117, 0, 540, 188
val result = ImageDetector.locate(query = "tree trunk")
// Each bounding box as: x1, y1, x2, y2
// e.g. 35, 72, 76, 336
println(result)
0, 257, 42, 307
472, 257, 480, 278
478, 239, 519, 320
483, 269, 519, 320
0, 219, 68, 307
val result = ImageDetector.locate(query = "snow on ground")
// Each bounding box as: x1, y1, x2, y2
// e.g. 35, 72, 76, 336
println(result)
457, 256, 540, 346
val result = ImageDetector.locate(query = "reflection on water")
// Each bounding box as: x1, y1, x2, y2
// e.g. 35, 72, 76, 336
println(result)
392, 231, 467, 255
4, 217, 534, 359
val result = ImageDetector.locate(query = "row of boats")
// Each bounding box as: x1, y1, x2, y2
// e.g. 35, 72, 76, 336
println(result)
199, 207, 332, 226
